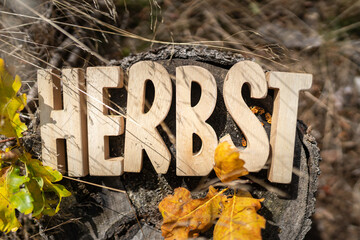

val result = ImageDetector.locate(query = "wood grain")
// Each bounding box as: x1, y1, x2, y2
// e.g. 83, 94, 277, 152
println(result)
86, 66, 125, 176
223, 61, 270, 172
176, 66, 218, 176
38, 68, 88, 176
124, 61, 172, 173
267, 71, 313, 183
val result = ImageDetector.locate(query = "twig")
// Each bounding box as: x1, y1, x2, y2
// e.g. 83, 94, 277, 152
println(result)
0, 137, 16, 144
29, 218, 82, 239
0, 132, 29, 144
246, 175, 289, 198
62, 176, 126, 193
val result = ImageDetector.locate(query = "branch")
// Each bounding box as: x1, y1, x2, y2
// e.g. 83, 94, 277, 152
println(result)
0, 137, 16, 144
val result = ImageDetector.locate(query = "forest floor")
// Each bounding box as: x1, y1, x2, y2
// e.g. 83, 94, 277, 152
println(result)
0, 0, 360, 239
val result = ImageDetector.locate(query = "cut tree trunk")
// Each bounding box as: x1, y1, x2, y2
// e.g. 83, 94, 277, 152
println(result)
39, 46, 320, 240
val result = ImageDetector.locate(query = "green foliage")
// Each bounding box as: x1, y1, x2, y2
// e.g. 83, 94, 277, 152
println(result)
0, 58, 71, 233
22, 152, 71, 217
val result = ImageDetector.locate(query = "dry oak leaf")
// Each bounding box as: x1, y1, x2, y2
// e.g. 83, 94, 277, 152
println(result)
214, 190, 265, 240
159, 186, 226, 240
214, 141, 249, 183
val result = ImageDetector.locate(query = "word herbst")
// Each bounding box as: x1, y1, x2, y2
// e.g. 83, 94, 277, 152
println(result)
38, 60, 312, 184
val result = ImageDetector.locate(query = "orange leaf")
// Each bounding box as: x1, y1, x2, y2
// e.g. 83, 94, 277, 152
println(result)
214, 141, 249, 183
265, 112, 272, 124
159, 186, 226, 240
250, 106, 265, 115
214, 190, 265, 240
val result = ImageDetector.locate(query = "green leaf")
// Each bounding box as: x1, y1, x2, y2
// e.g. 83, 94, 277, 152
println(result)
5, 166, 33, 215
33, 176, 44, 189
26, 179, 45, 217
10, 189, 34, 214
22, 152, 70, 217
6, 165, 29, 193
42, 179, 71, 216
23, 153, 62, 182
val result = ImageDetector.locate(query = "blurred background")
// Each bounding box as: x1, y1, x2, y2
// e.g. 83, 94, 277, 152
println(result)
0, 0, 359, 239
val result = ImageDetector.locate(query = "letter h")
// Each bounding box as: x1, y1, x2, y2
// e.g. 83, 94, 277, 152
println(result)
38, 69, 88, 177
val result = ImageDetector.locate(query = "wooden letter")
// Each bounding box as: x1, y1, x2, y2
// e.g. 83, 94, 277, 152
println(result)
223, 61, 269, 171
267, 72, 312, 183
124, 61, 172, 173
86, 67, 124, 176
176, 66, 218, 176
38, 69, 88, 176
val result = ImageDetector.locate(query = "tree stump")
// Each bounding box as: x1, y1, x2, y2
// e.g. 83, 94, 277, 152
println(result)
40, 46, 320, 240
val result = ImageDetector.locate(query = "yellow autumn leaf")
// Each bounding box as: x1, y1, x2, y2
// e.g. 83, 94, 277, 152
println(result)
0, 58, 27, 138
214, 190, 266, 240
0, 166, 32, 233
159, 186, 226, 240
214, 141, 249, 183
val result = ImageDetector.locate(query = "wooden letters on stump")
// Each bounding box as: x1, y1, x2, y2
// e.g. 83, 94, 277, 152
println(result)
38, 60, 312, 183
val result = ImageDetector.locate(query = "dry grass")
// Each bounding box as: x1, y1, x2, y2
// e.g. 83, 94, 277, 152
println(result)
0, 0, 359, 239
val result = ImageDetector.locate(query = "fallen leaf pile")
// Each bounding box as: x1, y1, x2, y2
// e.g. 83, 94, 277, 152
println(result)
159, 141, 266, 239
159, 186, 226, 239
